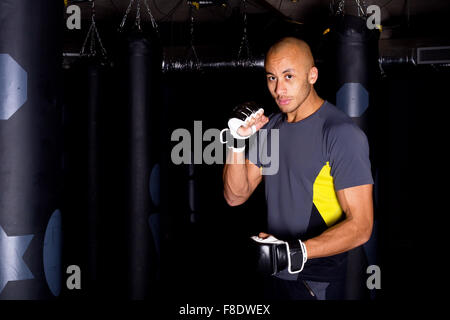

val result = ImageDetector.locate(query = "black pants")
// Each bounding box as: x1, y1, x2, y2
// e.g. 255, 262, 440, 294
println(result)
263, 276, 346, 300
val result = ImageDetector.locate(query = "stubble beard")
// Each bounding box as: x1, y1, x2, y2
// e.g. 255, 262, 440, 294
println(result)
281, 82, 312, 116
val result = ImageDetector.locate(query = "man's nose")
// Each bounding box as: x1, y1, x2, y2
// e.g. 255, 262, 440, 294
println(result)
275, 81, 286, 95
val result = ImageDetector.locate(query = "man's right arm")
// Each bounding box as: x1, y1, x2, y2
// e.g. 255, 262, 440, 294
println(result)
221, 101, 268, 206
223, 151, 262, 206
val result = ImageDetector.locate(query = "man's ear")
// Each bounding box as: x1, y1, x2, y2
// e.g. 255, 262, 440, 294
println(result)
309, 67, 319, 84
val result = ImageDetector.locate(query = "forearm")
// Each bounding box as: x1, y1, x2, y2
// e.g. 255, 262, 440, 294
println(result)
221, 102, 268, 206
304, 217, 372, 259
223, 150, 250, 205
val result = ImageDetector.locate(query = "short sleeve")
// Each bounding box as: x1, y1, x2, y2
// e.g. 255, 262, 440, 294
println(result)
328, 122, 374, 191
246, 126, 264, 168
246, 113, 282, 169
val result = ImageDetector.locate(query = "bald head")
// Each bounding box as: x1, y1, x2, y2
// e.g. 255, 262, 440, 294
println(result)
264, 37, 321, 118
266, 37, 315, 70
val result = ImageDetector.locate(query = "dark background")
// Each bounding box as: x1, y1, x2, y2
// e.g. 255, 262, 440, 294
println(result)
59, 0, 449, 303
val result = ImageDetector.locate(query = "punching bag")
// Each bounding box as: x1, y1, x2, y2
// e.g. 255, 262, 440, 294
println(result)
60, 57, 106, 298
334, 15, 378, 134
126, 33, 161, 299
0, 0, 63, 299
85, 59, 104, 295
333, 14, 380, 300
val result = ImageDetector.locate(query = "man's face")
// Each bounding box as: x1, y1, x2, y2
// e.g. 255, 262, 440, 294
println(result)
265, 47, 315, 114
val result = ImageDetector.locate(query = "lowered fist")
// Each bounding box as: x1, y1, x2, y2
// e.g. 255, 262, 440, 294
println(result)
249, 233, 307, 276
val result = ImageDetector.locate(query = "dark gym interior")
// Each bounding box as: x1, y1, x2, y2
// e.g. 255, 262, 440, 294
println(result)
1, 0, 449, 308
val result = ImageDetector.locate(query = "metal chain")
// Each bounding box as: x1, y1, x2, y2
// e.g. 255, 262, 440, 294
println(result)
188, 4, 200, 67
135, 0, 142, 31
91, 0, 96, 23
119, 0, 136, 32
144, 0, 160, 34
363, 0, 369, 16
90, 23, 96, 55
90, 0, 97, 56
81, 0, 95, 55
119, 0, 160, 35
355, 0, 368, 17
238, 0, 251, 60
94, 22, 108, 59
339, 0, 345, 15
331, 0, 370, 17
81, 23, 93, 55
80, 0, 108, 59
334, 0, 345, 15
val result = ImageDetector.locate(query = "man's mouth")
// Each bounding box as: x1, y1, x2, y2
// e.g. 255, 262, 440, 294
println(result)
277, 98, 291, 106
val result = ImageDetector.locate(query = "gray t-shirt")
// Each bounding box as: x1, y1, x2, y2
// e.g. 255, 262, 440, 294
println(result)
247, 101, 373, 281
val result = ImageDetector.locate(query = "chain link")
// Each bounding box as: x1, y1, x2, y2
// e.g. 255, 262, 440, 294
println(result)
94, 22, 108, 59
339, 0, 345, 15
80, 0, 108, 60
80, 23, 92, 55
335, 0, 345, 15
119, 0, 136, 32
188, 4, 200, 67
135, 0, 142, 31
237, 0, 251, 60
90, 23, 96, 55
91, 0, 96, 23
144, 0, 160, 34
331, 0, 369, 17
119, 0, 160, 35
355, 0, 368, 17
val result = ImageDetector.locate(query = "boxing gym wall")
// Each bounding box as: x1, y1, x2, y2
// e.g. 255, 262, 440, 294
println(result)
1, 0, 448, 301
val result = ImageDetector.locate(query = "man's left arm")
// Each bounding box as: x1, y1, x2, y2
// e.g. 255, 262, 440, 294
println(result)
252, 122, 374, 273
303, 183, 373, 259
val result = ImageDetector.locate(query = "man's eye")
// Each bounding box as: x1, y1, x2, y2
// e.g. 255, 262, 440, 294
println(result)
267, 76, 276, 81
285, 74, 293, 79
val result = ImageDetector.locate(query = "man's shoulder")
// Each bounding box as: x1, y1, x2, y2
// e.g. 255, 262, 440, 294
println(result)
320, 102, 364, 138
320, 101, 352, 124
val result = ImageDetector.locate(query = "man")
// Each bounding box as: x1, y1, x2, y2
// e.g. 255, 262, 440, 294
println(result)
222, 37, 374, 300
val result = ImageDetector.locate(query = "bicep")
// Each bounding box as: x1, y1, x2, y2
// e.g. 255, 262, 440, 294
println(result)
336, 184, 373, 227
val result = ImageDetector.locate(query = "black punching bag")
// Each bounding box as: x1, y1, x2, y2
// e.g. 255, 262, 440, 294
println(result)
0, 0, 63, 299
85, 59, 104, 295
334, 14, 378, 134
126, 33, 161, 299
333, 14, 380, 300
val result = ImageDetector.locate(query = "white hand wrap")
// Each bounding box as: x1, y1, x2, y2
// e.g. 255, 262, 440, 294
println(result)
220, 102, 264, 152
